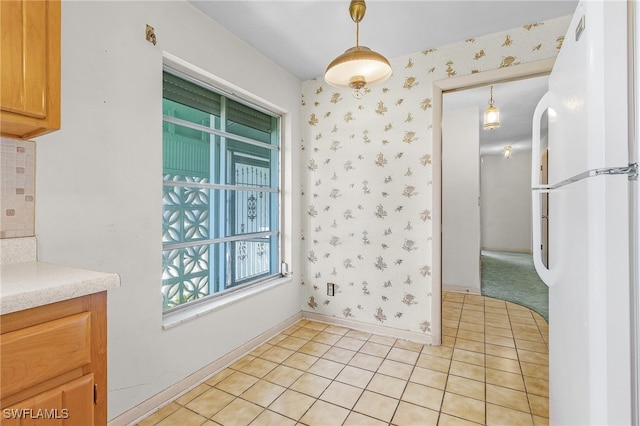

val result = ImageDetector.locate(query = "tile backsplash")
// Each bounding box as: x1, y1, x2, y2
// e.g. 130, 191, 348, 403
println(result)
0, 138, 35, 238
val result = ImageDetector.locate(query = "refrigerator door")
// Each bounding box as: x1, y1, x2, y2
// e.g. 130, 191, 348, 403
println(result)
546, 1, 628, 185
531, 0, 632, 424
546, 174, 630, 425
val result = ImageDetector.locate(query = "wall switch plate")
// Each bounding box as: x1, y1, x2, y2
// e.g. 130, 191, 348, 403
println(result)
327, 282, 335, 296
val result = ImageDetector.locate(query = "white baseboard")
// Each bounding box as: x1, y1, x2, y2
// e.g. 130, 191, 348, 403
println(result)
108, 311, 303, 426
301, 311, 435, 345
442, 285, 481, 295
481, 247, 533, 254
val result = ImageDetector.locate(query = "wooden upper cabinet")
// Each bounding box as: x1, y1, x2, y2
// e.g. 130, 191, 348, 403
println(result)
0, 0, 60, 139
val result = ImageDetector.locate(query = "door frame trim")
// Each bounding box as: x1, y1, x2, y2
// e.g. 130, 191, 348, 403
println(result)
431, 58, 555, 345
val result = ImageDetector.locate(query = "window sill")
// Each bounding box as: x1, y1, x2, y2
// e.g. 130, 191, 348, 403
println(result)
162, 275, 292, 330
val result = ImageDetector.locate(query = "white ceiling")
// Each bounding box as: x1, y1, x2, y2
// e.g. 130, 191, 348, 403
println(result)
188, 0, 575, 154
189, 0, 577, 82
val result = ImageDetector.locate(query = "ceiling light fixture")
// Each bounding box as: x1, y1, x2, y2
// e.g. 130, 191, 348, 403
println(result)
484, 85, 500, 130
324, 0, 392, 99
503, 145, 512, 159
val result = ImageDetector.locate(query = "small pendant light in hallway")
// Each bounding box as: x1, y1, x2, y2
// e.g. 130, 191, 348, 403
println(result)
484, 85, 500, 130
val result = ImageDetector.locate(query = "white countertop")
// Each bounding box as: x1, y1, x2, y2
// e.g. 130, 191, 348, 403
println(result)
1, 261, 120, 314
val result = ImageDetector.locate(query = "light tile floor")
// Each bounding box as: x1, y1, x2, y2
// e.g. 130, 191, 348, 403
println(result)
138, 292, 549, 426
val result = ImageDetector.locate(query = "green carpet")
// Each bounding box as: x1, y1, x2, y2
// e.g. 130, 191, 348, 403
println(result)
481, 250, 549, 322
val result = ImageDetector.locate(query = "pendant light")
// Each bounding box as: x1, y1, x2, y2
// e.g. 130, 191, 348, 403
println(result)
484, 85, 500, 130
324, 0, 393, 98
503, 145, 512, 158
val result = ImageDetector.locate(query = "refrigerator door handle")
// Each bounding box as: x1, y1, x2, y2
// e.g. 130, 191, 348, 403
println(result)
533, 163, 638, 191
531, 92, 554, 286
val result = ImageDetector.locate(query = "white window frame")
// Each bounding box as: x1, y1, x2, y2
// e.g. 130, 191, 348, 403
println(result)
161, 54, 290, 329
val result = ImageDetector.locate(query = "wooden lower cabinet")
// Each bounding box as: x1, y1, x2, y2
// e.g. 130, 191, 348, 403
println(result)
0, 292, 107, 425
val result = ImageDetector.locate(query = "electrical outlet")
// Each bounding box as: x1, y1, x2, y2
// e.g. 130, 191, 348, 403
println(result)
327, 282, 335, 296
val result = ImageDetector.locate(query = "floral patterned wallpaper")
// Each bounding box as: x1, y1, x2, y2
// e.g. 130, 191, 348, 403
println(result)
300, 15, 571, 337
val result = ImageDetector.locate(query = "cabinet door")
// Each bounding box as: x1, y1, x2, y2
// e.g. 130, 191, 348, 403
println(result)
2, 374, 94, 425
1, 1, 46, 119
0, 0, 60, 138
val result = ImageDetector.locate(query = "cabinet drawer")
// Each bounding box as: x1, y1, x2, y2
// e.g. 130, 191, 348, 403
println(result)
2, 373, 94, 425
1, 312, 91, 397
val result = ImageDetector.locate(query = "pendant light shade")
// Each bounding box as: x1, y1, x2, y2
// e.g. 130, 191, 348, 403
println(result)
325, 47, 392, 89
483, 85, 500, 130
324, 0, 392, 97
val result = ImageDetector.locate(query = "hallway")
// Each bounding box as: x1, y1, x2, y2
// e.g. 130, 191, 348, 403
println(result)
138, 292, 549, 425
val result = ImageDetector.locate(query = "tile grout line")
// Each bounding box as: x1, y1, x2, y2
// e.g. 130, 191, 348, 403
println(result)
256, 323, 379, 424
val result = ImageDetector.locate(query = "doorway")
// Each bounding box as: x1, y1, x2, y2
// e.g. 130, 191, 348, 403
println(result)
441, 76, 549, 321
431, 58, 554, 345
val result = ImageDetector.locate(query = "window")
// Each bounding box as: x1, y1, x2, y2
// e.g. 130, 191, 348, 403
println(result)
162, 70, 281, 312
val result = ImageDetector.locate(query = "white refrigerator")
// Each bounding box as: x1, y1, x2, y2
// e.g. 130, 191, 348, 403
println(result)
531, 1, 639, 424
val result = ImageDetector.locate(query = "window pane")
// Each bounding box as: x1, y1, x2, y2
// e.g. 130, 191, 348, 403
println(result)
227, 139, 273, 168
162, 245, 210, 310
163, 126, 278, 187
163, 72, 222, 119
162, 185, 276, 242
162, 183, 210, 244
228, 236, 276, 286
163, 121, 222, 184
229, 188, 276, 236
162, 236, 279, 310
226, 98, 276, 145
163, 98, 220, 129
